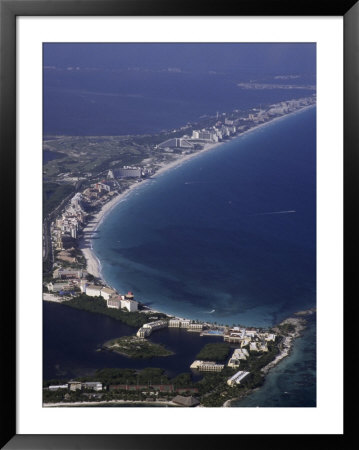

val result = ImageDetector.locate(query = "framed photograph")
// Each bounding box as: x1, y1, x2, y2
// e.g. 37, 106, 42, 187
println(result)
1, 0, 355, 448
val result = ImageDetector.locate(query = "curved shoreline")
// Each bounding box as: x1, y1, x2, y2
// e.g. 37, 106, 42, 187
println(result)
81, 104, 315, 285
49, 102, 316, 408
223, 315, 309, 407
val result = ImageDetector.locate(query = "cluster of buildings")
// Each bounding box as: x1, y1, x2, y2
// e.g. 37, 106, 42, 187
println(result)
156, 138, 197, 151
46, 261, 140, 313
50, 166, 151, 260
50, 184, 117, 265
156, 123, 238, 152
156, 95, 316, 153
227, 348, 250, 368
44, 96, 301, 403
46, 268, 88, 295
51, 193, 85, 250
81, 180, 118, 209
47, 380, 103, 392
48, 182, 143, 311
191, 123, 237, 142
188, 326, 278, 386
93, 181, 112, 193
224, 326, 276, 352
79, 282, 139, 312
254, 96, 316, 122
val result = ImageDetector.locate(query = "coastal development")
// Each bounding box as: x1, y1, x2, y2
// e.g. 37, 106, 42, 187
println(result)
44, 94, 315, 278
43, 94, 316, 407
42, 309, 314, 407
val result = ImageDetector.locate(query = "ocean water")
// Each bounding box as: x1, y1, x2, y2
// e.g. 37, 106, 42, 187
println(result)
43, 108, 316, 405
93, 106, 316, 327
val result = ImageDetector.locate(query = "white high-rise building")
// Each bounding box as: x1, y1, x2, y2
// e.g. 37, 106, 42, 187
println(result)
120, 299, 138, 312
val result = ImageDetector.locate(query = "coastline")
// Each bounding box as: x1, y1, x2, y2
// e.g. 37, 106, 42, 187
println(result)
43, 399, 176, 407
42, 309, 314, 408
81, 103, 315, 284
222, 315, 310, 407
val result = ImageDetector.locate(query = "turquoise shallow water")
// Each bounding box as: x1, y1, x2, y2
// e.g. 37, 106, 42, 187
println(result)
93, 107, 316, 328
44, 107, 317, 406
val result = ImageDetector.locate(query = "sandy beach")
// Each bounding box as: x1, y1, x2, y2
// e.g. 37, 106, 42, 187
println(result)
79, 104, 315, 281
78, 141, 224, 279
43, 399, 176, 407
79, 184, 143, 279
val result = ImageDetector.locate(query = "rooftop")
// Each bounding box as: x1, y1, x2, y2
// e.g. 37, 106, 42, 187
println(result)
172, 395, 200, 407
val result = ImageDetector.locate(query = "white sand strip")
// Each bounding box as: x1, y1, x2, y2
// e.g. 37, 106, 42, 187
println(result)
80, 104, 315, 279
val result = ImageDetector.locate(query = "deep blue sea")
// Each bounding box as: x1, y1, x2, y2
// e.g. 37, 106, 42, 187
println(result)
93, 106, 316, 327
43, 106, 316, 406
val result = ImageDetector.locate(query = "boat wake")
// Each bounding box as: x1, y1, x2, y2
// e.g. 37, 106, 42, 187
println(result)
252, 210, 296, 216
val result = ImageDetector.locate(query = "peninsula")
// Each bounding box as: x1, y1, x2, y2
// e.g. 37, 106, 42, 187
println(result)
43, 94, 316, 407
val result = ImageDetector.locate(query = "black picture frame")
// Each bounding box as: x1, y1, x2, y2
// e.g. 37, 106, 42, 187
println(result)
1, 1, 356, 448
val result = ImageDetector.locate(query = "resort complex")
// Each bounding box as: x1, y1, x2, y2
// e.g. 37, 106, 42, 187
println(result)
43, 94, 316, 407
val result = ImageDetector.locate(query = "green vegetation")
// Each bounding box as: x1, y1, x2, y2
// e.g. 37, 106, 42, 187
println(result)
73, 367, 196, 390
171, 372, 192, 387
81, 367, 171, 386
103, 335, 174, 359
43, 135, 151, 179
199, 373, 253, 407
43, 389, 67, 404
43, 182, 75, 216
43, 379, 68, 388
42, 341, 283, 406
196, 342, 231, 362
63, 294, 150, 328
197, 367, 237, 406
278, 323, 296, 335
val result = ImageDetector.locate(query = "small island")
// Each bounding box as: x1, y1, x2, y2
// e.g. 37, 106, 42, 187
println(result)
42, 88, 316, 408
102, 335, 174, 359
